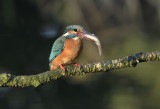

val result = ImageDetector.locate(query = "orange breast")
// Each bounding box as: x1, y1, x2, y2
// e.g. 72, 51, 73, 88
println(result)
50, 38, 83, 70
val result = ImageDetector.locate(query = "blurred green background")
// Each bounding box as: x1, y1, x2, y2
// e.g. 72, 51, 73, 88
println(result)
0, 0, 160, 109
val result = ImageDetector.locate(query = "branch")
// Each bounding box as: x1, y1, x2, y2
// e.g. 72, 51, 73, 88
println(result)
0, 51, 160, 87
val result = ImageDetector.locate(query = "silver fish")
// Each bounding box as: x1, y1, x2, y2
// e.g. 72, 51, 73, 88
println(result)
82, 32, 102, 57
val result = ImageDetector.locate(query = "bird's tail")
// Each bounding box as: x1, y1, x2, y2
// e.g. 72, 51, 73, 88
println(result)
49, 62, 51, 70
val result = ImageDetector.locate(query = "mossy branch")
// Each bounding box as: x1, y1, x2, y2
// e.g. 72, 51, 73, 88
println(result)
0, 51, 160, 87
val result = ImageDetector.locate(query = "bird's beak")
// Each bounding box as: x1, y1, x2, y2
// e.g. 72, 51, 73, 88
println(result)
76, 31, 102, 56
76, 31, 93, 40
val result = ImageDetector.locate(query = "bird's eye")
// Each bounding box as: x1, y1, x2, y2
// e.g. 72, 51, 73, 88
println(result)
73, 29, 78, 32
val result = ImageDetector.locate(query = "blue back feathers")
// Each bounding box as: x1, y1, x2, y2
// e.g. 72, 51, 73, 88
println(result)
49, 36, 65, 67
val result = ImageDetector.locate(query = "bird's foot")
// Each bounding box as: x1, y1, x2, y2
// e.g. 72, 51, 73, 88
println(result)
60, 65, 65, 71
74, 63, 81, 67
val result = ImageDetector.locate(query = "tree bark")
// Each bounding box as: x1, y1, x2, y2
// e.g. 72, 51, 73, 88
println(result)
0, 51, 159, 87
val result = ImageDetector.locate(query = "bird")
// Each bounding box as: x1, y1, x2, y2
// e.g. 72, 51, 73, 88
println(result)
49, 25, 101, 71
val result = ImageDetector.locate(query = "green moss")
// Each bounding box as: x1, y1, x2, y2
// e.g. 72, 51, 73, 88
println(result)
0, 73, 11, 86
0, 51, 159, 87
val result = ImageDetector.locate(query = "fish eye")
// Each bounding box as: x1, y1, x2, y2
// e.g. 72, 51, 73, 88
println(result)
73, 29, 78, 32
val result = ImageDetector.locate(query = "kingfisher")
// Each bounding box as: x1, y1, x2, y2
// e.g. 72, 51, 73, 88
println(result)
49, 25, 101, 71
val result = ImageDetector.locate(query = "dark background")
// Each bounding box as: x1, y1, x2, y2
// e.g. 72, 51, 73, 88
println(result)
0, 0, 160, 109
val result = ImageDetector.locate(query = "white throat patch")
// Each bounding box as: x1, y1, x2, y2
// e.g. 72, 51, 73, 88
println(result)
62, 32, 69, 37
62, 32, 80, 40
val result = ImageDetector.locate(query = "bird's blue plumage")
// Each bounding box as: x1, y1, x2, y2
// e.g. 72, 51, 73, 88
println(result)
49, 25, 84, 69
64, 25, 84, 33
49, 36, 65, 67
49, 34, 79, 67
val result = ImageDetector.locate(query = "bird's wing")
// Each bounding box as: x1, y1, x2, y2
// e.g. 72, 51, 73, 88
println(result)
49, 37, 65, 64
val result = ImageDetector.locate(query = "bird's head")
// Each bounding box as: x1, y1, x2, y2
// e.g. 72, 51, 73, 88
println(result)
62, 25, 102, 56
62, 25, 92, 40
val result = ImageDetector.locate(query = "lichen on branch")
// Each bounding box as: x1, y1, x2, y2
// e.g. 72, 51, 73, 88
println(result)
0, 51, 159, 87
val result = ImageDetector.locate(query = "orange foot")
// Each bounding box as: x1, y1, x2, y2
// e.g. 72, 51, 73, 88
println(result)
60, 65, 65, 71
74, 63, 81, 67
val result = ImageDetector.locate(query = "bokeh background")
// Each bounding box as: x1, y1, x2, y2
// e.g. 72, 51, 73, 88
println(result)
0, 0, 160, 109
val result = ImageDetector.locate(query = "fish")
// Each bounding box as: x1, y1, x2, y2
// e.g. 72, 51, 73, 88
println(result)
82, 32, 102, 57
